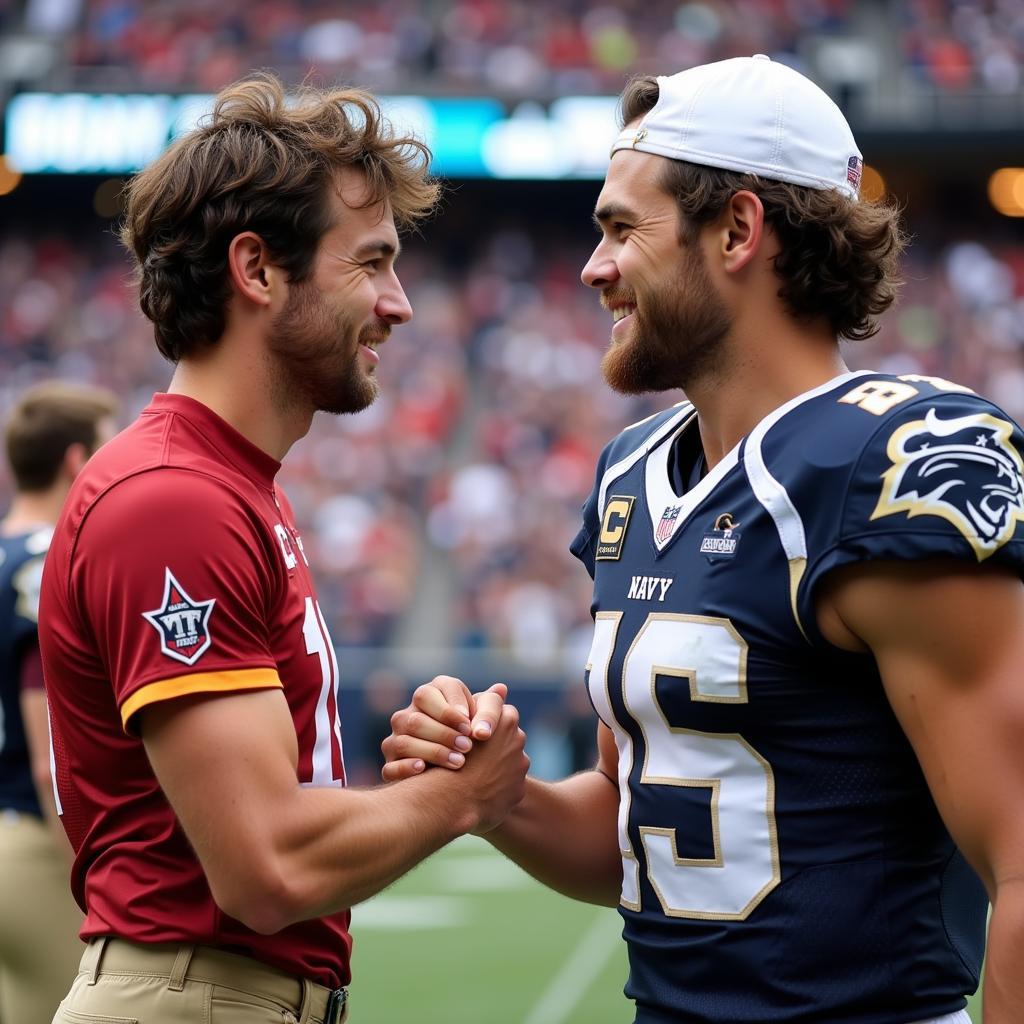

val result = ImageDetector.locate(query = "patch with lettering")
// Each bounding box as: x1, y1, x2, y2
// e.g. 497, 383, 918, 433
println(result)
596, 495, 636, 561
142, 568, 216, 665
700, 513, 741, 561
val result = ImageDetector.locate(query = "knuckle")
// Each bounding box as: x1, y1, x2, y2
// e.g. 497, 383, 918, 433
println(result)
406, 711, 424, 733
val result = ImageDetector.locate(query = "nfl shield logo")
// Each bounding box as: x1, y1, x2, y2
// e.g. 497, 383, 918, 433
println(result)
656, 505, 682, 545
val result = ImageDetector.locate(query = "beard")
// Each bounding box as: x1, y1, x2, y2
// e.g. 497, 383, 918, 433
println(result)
268, 281, 386, 416
601, 243, 732, 395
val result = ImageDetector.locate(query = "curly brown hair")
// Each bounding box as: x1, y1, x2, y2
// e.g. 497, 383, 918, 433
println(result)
619, 76, 906, 341
121, 73, 440, 362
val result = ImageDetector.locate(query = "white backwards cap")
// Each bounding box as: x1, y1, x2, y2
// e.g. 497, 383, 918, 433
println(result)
611, 54, 863, 200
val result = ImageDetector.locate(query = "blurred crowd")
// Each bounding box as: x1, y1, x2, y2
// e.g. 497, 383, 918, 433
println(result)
48, 0, 853, 93
900, 0, 1024, 93
5, 0, 1015, 96
2, 214, 1023, 657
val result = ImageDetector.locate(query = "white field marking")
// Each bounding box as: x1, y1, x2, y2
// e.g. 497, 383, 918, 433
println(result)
522, 911, 623, 1024
352, 895, 470, 930
432, 854, 535, 892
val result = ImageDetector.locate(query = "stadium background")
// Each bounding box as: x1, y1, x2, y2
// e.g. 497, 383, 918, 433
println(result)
0, 0, 1020, 1019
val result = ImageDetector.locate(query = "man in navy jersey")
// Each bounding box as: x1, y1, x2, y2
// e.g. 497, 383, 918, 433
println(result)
0, 381, 117, 1023
384, 57, 1024, 1023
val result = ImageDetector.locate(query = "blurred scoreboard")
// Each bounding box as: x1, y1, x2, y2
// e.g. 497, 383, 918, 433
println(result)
5, 92, 621, 179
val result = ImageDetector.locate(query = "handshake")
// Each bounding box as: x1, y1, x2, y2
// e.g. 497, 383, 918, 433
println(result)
381, 678, 531, 835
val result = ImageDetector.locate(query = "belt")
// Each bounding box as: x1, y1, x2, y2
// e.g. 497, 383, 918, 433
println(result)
81, 936, 348, 1023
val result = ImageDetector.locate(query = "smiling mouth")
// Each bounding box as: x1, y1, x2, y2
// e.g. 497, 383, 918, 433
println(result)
611, 305, 636, 323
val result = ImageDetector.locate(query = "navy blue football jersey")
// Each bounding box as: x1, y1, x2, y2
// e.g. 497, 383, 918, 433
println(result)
0, 527, 52, 817
571, 371, 1024, 1024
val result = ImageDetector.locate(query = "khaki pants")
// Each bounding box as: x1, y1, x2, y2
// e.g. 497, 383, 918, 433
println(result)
53, 937, 349, 1024
0, 810, 83, 1024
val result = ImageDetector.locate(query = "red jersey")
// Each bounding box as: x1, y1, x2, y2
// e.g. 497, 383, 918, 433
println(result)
39, 393, 352, 987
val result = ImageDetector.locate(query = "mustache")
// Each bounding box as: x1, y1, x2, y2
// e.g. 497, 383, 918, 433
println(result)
600, 290, 638, 311
358, 321, 392, 345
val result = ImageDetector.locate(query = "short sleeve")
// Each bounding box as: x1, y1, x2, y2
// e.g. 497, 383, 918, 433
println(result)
799, 391, 1024, 639
71, 469, 285, 731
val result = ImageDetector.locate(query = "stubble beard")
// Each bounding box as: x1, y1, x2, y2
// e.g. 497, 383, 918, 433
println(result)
268, 282, 382, 417
601, 245, 733, 396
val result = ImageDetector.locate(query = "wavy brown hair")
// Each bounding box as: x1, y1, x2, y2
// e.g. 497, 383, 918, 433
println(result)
620, 76, 906, 341
121, 74, 440, 362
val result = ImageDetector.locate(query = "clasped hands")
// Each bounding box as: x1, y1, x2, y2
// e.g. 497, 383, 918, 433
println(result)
381, 677, 529, 832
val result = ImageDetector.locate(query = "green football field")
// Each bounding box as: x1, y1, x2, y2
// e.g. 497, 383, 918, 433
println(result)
350, 836, 983, 1023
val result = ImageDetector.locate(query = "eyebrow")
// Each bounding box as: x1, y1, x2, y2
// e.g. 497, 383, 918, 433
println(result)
354, 239, 401, 260
592, 203, 639, 230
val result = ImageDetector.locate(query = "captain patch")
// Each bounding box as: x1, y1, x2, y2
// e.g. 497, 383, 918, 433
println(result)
142, 568, 216, 665
596, 495, 636, 561
872, 408, 1024, 560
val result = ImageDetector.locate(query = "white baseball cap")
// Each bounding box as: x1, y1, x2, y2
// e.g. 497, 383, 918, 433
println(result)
610, 54, 863, 199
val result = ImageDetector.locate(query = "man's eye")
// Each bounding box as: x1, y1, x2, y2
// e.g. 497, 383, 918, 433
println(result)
613, 222, 632, 233
363, 259, 382, 269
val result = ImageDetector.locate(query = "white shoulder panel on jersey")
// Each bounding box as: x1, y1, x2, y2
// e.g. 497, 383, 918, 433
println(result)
744, 370, 873, 639
598, 402, 695, 520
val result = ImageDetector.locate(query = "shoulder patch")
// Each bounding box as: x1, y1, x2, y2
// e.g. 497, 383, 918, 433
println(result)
871, 407, 1024, 560
142, 568, 216, 665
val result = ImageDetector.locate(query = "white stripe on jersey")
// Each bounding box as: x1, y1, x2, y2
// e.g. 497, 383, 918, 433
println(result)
745, 370, 873, 638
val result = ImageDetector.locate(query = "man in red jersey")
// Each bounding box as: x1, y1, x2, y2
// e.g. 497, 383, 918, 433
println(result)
39, 74, 528, 1024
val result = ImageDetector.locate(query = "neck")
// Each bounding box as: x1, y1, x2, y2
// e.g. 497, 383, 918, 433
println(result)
167, 328, 313, 462
686, 315, 848, 469
1, 491, 64, 534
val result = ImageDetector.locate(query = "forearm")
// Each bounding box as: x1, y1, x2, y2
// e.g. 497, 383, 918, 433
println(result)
485, 771, 621, 906
242, 769, 476, 930
982, 879, 1024, 1023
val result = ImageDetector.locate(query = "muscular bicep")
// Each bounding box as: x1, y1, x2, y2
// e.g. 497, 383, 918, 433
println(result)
141, 687, 301, 907
826, 559, 1024, 893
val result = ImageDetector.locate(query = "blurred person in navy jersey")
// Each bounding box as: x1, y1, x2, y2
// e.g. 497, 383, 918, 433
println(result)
0, 381, 118, 1024
385, 56, 1024, 1024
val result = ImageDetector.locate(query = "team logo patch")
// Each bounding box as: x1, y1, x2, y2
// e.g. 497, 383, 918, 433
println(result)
596, 495, 636, 561
700, 512, 741, 559
872, 408, 1024, 561
655, 504, 682, 545
142, 568, 216, 665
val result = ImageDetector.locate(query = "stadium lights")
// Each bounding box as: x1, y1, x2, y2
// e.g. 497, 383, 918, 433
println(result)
860, 164, 886, 202
988, 168, 1024, 217
93, 178, 126, 218
0, 155, 22, 196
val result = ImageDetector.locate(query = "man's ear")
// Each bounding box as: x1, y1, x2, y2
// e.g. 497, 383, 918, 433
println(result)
226, 232, 280, 307
718, 190, 766, 274
62, 442, 89, 482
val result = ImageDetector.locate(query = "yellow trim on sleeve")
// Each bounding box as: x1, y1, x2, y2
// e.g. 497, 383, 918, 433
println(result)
120, 667, 283, 731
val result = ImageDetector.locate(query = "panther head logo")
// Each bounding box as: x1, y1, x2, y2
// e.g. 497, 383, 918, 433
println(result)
872, 408, 1024, 561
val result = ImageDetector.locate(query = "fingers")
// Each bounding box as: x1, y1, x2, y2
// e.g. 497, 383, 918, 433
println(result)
381, 758, 424, 783
411, 677, 473, 734
383, 711, 471, 770
469, 683, 508, 740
